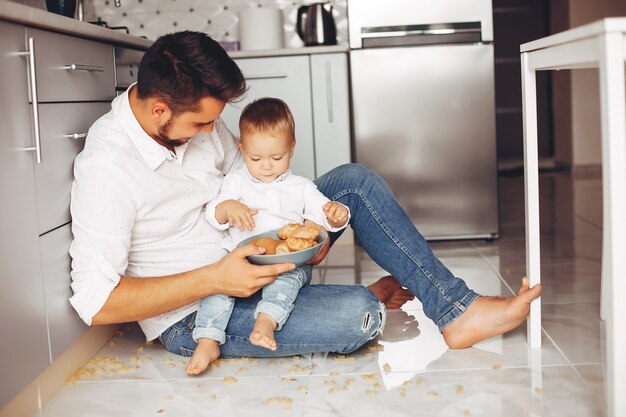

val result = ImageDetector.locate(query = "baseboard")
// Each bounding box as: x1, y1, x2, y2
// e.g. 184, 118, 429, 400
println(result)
0, 324, 118, 417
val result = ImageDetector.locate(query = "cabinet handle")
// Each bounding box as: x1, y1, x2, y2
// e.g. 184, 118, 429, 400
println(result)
245, 73, 288, 80
17, 37, 42, 164
63, 133, 88, 140
64, 64, 105, 72
325, 61, 334, 123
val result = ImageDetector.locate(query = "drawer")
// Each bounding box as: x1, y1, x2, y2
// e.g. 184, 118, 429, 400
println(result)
25, 27, 115, 102
39, 223, 88, 360
115, 46, 144, 91
34, 102, 111, 235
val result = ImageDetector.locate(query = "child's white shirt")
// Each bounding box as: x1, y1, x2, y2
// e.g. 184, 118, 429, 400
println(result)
205, 166, 350, 251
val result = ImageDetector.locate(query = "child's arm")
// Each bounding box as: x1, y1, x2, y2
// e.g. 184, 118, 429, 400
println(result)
215, 200, 258, 232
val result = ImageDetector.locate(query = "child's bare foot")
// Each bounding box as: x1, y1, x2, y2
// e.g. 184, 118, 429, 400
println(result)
442, 277, 543, 349
367, 275, 415, 309
186, 338, 220, 375
250, 313, 278, 351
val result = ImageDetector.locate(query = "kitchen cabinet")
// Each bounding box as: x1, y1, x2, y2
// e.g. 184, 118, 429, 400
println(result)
221, 55, 316, 179
39, 224, 84, 360
310, 53, 351, 178
0, 21, 50, 409
35, 103, 110, 235
0, 21, 117, 409
221, 52, 352, 180
115, 46, 144, 93
24, 27, 115, 102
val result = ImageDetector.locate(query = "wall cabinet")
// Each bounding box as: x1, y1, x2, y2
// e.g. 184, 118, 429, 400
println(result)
221, 52, 351, 180
0, 22, 120, 409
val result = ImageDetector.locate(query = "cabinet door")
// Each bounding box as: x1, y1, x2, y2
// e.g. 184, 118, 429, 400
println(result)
310, 53, 352, 178
0, 22, 50, 409
222, 56, 315, 180
115, 47, 143, 92
40, 224, 88, 360
35, 102, 110, 235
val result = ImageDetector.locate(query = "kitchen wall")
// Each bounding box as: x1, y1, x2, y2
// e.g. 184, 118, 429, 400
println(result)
551, 0, 626, 168
93, 0, 348, 47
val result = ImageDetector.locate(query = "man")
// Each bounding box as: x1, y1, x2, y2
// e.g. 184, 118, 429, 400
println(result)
69, 31, 541, 361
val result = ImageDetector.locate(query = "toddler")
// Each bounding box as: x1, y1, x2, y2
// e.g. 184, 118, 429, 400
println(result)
186, 97, 349, 375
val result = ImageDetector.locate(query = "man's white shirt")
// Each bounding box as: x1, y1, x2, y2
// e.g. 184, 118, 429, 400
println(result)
69, 86, 242, 340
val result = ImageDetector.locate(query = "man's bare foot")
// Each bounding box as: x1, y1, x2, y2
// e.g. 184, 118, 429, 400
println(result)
250, 313, 278, 350
441, 277, 542, 349
368, 275, 415, 309
186, 338, 220, 375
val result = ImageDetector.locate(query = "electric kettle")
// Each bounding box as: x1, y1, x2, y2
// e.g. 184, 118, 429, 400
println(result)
296, 3, 337, 46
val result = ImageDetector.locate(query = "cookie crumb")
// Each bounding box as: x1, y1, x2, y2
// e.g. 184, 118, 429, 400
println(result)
362, 373, 379, 382
223, 376, 238, 384
332, 355, 356, 362
455, 384, 464, 394
329, 386, 348, 394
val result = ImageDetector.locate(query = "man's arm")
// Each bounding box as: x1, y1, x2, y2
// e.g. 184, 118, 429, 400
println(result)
92, 243, 294, 325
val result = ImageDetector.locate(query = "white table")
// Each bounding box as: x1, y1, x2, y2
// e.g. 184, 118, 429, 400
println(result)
521, 17, 626, 417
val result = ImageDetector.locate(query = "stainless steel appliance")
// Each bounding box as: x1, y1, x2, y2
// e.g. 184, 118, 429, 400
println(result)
348, 0, 499, 240
296, 2, 337, 46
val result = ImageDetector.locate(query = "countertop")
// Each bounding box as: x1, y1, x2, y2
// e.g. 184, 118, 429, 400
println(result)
0, 0, 152, 50
229, 45, 348, 59
0, 0, 349, 57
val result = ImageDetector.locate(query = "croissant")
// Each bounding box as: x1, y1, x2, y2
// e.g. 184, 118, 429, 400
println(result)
277, 223, 301, 240
275, 242, 291, 254
290, 226, 319, 240
286, 237, 316, 252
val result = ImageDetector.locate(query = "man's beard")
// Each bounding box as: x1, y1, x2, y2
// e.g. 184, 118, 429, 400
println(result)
157, 116, 190, 147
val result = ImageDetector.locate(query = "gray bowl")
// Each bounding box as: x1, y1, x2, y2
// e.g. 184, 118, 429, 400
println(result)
237, 229, 329, 267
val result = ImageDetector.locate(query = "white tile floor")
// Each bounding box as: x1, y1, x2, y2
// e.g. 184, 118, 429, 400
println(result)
37, 169, 607, 417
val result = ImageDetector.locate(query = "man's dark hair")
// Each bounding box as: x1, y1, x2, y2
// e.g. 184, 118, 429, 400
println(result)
136, 31, 246, 114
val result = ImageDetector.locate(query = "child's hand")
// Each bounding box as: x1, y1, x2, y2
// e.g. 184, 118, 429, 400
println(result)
217, 200, 258, 231
323, 201, 348, 228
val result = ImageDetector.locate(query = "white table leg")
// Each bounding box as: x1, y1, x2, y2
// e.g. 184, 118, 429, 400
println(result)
598, 32, 626, 417
521, 52, 542, 349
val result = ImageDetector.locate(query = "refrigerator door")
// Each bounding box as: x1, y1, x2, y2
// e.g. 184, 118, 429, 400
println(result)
351, 43, 498, 240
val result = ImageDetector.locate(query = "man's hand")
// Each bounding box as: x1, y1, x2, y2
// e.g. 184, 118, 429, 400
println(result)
208, 243, 295, 297
323, 201, 349, 228
216, 200, 258, 231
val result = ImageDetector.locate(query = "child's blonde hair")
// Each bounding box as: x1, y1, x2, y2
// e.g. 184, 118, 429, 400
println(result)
239, 97, 296, 143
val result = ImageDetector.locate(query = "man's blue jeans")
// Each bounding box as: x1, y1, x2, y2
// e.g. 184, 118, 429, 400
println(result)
160, 164, 479, 357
